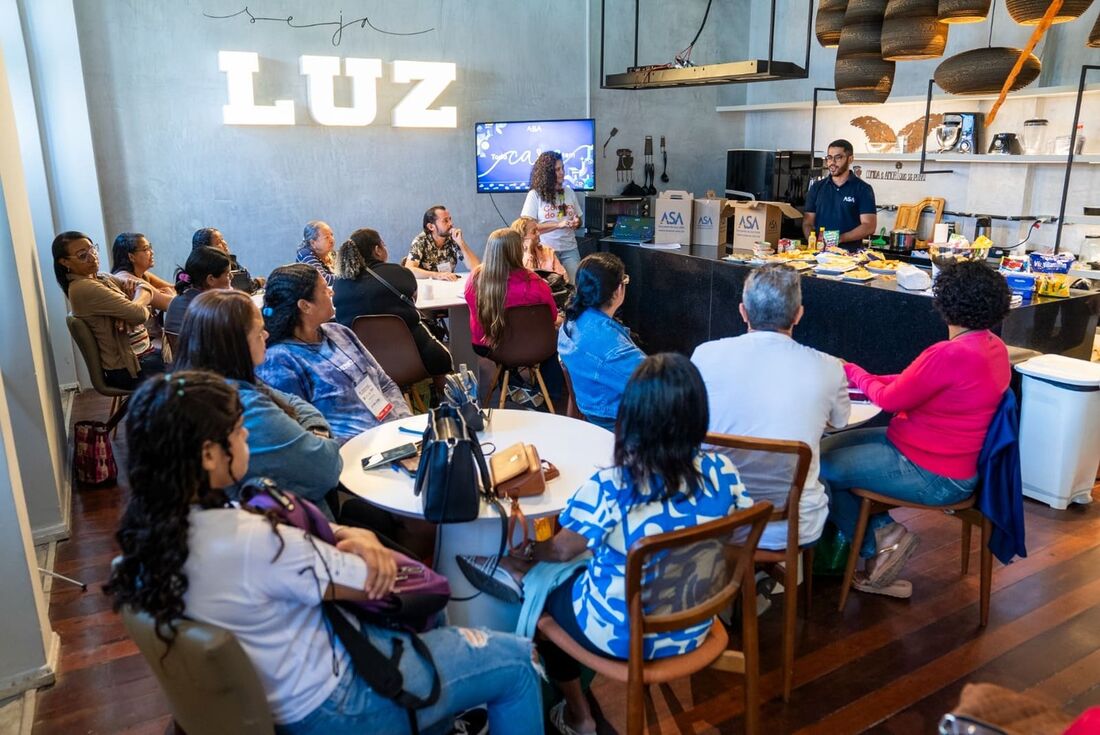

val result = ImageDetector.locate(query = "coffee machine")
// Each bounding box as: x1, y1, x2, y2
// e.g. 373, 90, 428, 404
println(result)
935, 113, 983, 154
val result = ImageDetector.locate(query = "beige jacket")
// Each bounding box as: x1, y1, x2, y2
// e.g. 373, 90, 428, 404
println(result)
68, 274, 149, 375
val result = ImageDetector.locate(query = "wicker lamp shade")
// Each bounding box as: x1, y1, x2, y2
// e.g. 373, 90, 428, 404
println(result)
816, 7, 847, 46
1007, 0, 1094, 23
882, 0, 949, 59
934, 47, 1041, 95
1090, 11, 1100, 46
937, 0, 992, 22
834, 0, 894, 103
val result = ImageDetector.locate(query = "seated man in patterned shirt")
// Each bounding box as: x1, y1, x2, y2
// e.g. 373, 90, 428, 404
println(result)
406, 204, 481, 281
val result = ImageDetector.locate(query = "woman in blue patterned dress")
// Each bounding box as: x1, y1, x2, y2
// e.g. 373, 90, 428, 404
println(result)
459, 353, 752, 735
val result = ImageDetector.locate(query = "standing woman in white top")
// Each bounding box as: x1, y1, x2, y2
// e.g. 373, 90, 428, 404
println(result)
522, 151, 583, 283
106, 370, 543, 734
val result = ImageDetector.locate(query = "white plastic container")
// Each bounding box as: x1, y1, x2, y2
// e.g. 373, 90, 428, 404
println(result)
1015, 354, 1100, 509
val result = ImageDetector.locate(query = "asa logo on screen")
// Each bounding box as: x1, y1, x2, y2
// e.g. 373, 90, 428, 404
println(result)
218, 51, 456, 128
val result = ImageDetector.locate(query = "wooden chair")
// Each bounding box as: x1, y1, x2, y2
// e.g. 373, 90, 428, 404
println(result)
558, 358, 586, 421
485, 305, 557, 413
121, 606, 274, 735
164, 330, 180, 364
537, 501, 773, 735
894, 197, 946, 248
705, 432, 814, 702
66, 315, 131, 432
837, 489, 993, 626
351, 314, 431, 413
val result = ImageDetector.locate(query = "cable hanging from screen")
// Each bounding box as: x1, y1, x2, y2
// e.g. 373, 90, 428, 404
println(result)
675, 0, 715, 67
488, 193, 509, 226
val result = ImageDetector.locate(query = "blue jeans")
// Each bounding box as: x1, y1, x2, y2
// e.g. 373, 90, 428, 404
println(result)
279, 625, 543, 735
820, 428, 977, 558
557, 247, 581, 284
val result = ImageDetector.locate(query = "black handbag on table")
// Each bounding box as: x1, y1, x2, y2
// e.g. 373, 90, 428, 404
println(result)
413, 403, 497, 524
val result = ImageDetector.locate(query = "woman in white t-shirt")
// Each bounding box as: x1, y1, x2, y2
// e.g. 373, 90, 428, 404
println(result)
106, 370, 543, 735
521, 151, 583, 282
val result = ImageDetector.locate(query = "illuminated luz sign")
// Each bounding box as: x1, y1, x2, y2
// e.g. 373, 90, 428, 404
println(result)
218, 51, 456, 128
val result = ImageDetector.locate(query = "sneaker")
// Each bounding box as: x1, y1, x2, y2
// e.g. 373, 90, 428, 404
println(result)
449, 706, 488, 735
549, 701, 597, 735
868, 524, 919, 587
853, 574, 913, 599
457, 555, 524, 603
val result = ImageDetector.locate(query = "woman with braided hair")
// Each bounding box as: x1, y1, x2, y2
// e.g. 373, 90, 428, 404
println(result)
557, 253, 645, 430
105, 370, 544, 734
173, 288, 342, 510
258, 263, 410, 444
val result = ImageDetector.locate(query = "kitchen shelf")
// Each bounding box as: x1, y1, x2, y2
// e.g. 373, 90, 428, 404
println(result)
856, 153, 1100, 164
715, 83, 1100, 113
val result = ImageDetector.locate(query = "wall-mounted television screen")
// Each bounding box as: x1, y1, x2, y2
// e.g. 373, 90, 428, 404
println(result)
475, 118, 595, 193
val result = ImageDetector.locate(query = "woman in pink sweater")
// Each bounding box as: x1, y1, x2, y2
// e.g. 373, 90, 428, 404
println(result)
822, 261, 1012, 598
465, 228, 562, 405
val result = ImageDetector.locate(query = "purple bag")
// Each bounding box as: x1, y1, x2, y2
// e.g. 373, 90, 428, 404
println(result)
241, 478, 450, 632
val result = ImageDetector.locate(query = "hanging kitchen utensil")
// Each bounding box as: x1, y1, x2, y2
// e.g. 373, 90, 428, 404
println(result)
660, 136, 669, 183
643, 135, 656, 195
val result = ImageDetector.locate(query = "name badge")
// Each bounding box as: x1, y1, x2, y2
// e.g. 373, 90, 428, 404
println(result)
355, 377, 393, 421
437, 261, 453, 273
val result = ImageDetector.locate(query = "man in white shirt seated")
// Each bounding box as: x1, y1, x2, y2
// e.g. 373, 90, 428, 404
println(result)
691, 263, 850, 551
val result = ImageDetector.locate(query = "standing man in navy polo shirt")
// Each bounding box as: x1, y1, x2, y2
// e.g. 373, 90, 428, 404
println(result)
803, 139, 877, 250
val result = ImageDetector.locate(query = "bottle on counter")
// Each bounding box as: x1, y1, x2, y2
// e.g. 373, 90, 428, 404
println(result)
807, 230, 817, 251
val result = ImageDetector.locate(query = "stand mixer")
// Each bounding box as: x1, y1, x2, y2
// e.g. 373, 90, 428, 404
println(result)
935, 113, 983, 154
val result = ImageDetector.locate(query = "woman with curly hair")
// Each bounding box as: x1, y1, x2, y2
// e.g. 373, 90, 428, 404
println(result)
105, 370, 544, 734
521, 151, 583, 282
821, 260, 1012, 598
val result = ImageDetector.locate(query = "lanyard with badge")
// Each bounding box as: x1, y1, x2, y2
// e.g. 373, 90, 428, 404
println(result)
305, 337, 393, 421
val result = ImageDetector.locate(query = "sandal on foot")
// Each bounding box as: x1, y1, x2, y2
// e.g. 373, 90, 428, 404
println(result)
853, 574, 913, 599
549, 701, 597, 735
457, 555, 524, 603
868, 524, 919, 587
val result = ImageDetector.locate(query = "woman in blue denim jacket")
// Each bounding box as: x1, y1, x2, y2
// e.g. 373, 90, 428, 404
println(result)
557, 253, 645, 429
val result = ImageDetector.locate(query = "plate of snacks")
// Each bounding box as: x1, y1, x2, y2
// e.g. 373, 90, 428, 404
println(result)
842, 268, 876, 282
866, 260, 901, 274
814, 260, 858, 275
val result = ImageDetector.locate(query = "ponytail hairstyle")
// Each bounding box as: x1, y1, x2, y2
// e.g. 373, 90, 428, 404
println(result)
174, 246, 231, 295
335, 228, 383, 280
110, 232, 146, 274
301, 220, 325, 252
565, 252, 625, 322
529, 150, 563, 204
473, 228, 525, 349
51, 231, 93, 295
614, 353, 709, 504
262, 264, 321, 345
105, 370, 243, 644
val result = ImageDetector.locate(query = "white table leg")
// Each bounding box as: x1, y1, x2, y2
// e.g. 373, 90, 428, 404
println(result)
437, 519, 521, 632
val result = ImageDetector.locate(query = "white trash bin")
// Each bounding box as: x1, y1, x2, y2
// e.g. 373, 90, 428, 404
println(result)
1015, 354, 1100, 509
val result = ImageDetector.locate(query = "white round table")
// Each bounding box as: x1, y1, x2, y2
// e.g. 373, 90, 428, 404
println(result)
843, 401, 882, 429
340, 409, 614, 629
412, 274, 481, 393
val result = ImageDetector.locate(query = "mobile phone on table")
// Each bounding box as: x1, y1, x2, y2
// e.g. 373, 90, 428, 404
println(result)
361, 442, 419, 471
848, 389, 870, 403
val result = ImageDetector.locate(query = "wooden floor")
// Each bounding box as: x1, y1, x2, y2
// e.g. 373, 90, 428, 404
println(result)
32, 392, 1100, 734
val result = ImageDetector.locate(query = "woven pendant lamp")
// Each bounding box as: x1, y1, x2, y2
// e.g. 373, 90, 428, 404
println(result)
882, 0, 949, 59
1090, 10, 1100, 45
938, 0, 991, 23
835, 0, 895, 103
817, 0, 851, 46
934, 46, 1041, 94
1007, 0, 1094, 23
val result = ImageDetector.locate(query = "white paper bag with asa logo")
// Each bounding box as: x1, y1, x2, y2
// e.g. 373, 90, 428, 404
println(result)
692, 191, 738, 258
654, 190, 694, 245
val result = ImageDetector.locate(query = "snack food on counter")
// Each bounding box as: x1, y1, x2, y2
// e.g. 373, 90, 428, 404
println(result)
999, 255, 1029, 273
1029, 252, 1076, 298
1004, 272, 1037, 300
823, 230, 841, 248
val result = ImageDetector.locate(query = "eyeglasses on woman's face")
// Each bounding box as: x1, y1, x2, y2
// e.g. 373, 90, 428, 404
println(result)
67, 242, 99, 263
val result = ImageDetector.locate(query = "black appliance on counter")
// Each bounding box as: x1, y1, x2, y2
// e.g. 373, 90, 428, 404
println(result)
725, 149, 821, 239
584, 195, 654, 234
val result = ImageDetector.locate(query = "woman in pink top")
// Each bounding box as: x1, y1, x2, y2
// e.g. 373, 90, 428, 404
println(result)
465, 228, 561, 404
821, 261, 1011, 598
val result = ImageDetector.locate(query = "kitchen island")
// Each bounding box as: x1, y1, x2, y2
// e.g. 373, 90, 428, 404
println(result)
600, 241, 1100, 374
